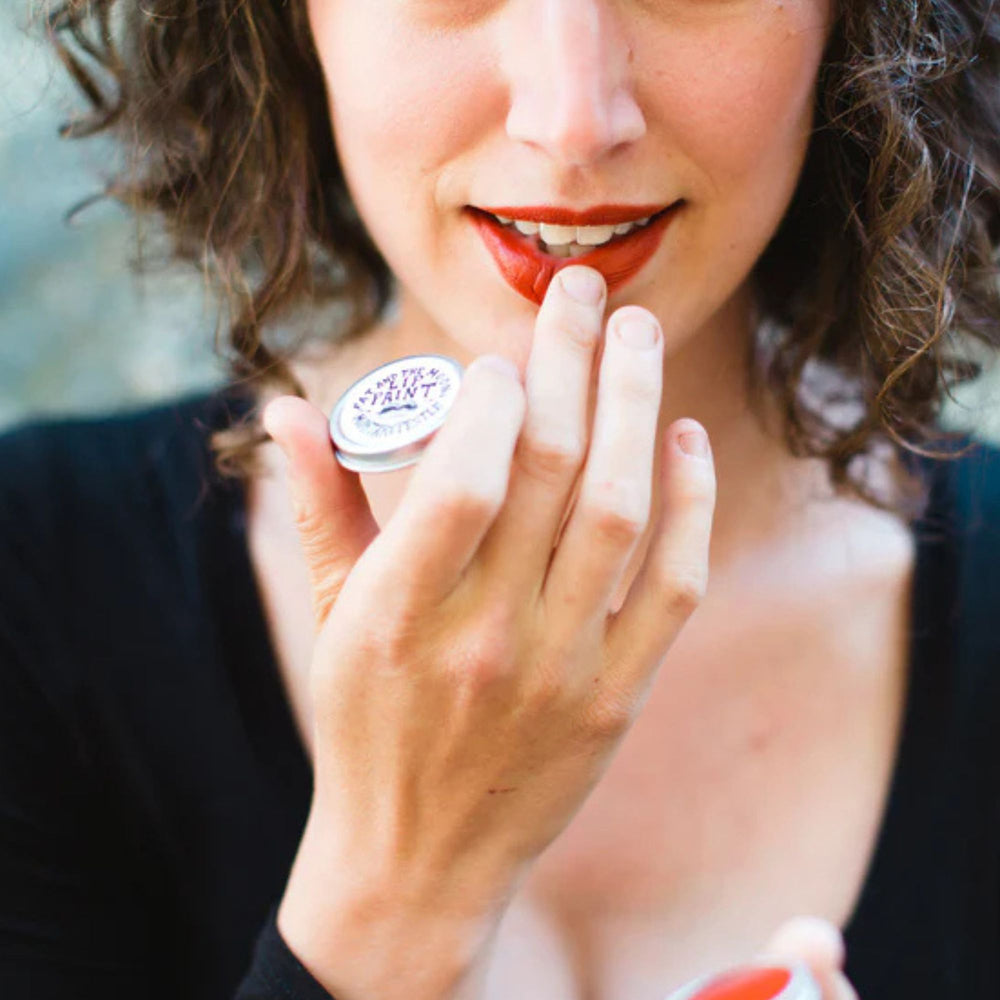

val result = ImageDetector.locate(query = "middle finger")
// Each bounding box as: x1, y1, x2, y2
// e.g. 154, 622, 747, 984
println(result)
474, 265, 607, 598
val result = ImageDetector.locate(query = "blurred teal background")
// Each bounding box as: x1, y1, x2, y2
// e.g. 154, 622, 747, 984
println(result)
1, 7, 998, 443
0, 8, 225, 433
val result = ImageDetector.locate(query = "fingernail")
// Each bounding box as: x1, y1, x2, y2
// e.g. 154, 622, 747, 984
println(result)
615, 315, 659, 349
261, 401, 287, 446
678, 429, 709, 457
559, 267, 604, 305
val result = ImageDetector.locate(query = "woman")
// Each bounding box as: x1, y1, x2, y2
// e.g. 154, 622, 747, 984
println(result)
3, 1, 999, 998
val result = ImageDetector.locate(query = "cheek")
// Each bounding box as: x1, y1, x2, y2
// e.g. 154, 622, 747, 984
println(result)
650, 3, 830, 189
309, 6, 490, 210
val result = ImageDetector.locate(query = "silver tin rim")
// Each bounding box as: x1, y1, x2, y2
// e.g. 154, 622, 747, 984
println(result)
328, 353, 464, 473
662, 961, 822, 1000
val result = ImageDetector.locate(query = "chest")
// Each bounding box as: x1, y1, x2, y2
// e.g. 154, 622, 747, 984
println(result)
481, 550, 912, 998
246, 466, 914, 1000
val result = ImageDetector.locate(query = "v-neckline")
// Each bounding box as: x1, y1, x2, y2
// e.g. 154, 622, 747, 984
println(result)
208, 382, 957, 949
840, 447, 959, 951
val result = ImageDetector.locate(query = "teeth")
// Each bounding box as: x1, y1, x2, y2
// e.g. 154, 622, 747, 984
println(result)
576, 224, 618, 246
537, 223, 577, 245
491, 213, 656, 252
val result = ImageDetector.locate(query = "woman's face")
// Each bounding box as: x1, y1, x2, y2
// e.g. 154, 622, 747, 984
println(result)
305, 0, 835, 369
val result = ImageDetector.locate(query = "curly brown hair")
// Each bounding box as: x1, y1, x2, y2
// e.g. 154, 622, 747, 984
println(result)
36, 0, 1000, 517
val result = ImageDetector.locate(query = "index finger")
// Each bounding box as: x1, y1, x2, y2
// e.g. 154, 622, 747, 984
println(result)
374, 355, 526, 607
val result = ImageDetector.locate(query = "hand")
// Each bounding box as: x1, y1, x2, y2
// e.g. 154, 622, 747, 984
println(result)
758, 916, 860, 1000
263, 265, 717, 999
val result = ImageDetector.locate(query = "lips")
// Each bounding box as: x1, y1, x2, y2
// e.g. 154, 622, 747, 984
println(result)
466, 203, 681, 305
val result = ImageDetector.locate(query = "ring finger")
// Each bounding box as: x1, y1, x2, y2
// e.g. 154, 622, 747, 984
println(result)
541, 305, 664, 630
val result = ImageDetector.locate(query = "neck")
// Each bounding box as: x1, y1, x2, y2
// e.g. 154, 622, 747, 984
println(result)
291, 281, 852, 580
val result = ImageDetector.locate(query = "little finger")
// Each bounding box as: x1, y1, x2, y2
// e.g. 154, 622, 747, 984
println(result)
604, 418, 716, 692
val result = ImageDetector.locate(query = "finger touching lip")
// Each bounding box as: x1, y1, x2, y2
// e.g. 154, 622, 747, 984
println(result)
467, 203, 682, 305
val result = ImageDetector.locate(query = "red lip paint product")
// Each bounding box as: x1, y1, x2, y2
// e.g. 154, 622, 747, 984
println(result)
664, 962, 821, 1000
466, 203, 681, 305
328, 354, 464, 473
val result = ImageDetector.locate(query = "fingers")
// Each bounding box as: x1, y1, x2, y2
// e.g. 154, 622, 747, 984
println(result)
541, 306, 664, 630
603, 418, 716, 694
375, 355, 526, 606
475, 265, 607, 599
262, 395, 380, 630
756, 916, 857, 1000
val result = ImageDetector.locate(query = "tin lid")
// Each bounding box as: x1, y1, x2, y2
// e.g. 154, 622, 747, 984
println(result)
663, 962, 821, 1000
328, 354, 464, 473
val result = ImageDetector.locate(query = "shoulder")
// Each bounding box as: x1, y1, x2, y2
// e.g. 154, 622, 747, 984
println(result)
0, 385, 250, 525
0, 385, 252, 708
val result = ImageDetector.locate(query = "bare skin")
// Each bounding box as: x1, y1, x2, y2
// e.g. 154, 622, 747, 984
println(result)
244, 2, 913, 997
248, 435, 910, 1000
250, 271, 911, 1000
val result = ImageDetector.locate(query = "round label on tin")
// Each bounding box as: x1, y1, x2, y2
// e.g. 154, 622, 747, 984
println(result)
329, 354, 464, 473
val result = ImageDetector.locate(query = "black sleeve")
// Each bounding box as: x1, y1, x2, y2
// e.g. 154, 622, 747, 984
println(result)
0, 608, 335, 1000
0, 529, 163, 996
234, 908, 338, 999
0, 418, 337, 1000
0, 420, 173, 997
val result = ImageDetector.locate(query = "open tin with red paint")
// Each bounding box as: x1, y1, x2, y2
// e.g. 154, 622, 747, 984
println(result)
664, 961, 821, 1000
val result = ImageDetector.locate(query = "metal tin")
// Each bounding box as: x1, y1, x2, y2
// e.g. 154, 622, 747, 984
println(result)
663, 962, 822, 1000
328, 354, 464, 473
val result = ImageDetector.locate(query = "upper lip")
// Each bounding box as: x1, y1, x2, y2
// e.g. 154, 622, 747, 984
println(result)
471, 202, 678, 226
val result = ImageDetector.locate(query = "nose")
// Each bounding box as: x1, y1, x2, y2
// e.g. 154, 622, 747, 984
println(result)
503, 0, 646, 167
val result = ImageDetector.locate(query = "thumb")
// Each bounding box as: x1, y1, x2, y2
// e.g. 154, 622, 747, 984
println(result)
262, 395, 380, 630
757, 916, 857, 1000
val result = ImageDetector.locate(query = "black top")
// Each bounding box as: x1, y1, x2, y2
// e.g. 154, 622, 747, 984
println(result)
0, 386, 997, 1000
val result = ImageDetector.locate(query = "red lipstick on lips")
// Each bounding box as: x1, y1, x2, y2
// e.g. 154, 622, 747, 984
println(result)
466, 201, 681, 305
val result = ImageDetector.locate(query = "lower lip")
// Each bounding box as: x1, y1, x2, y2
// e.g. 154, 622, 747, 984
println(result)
466, 203, 681, 305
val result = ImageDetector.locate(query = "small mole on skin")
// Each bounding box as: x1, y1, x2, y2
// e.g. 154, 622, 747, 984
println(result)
488, 787, 517, 795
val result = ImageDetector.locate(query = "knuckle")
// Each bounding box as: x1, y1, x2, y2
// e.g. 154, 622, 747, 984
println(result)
592, 507, 645, 547
446, 605, 520, 691
435, 482, 502, 525
578, 690, 636, 744
581, 479, 649, 545
515, 431, 584, 485
455, 655, 515, 693
660, 567, 708, 618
